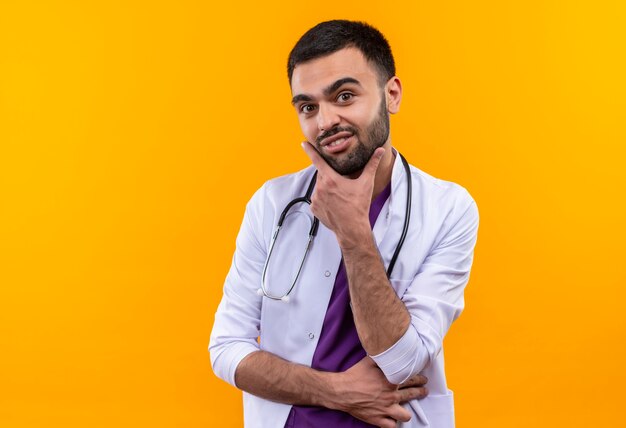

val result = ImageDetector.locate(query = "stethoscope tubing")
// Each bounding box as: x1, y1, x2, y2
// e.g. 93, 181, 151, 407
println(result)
385, 153, 411, 278
259, 152, 411, 302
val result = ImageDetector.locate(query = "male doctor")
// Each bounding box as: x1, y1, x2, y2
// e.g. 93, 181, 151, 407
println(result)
209, 20, 479, 428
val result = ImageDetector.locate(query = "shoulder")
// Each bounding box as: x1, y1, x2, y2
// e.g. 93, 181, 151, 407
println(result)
240, 165, 316, 246
247, 165, 316, 211
262, 165, 316, 196
407, 163, 478, 224
409, 163, 476, 207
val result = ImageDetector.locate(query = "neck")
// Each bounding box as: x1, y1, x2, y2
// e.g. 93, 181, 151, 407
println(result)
371, 141, 395, 201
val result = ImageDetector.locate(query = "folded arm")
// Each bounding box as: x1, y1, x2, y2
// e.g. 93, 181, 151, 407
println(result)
235, 350, 427, 428
362, 198, 479, 384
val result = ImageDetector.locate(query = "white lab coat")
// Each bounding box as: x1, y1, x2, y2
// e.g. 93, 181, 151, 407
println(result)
209, 152, 479, 427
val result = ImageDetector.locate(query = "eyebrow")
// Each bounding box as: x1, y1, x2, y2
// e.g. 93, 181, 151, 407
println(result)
291, 77, 362, 105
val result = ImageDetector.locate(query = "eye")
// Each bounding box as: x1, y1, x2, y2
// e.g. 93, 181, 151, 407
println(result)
299, 104, 317, 114
337, 92, 354, 103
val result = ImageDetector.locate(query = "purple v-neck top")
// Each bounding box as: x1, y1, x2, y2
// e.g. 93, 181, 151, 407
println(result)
284, 182, 392, 428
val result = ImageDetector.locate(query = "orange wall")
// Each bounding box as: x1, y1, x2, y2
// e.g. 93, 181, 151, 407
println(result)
1, 1, 625, 427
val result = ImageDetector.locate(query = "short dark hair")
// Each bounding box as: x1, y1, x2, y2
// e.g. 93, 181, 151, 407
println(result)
287, 20, 396, 85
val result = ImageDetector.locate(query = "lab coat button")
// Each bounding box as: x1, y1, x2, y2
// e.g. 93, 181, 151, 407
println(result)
324, 270, 331, 277
308, 333, 315, 340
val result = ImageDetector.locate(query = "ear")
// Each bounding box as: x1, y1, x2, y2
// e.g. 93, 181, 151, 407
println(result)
385, 76, 403, 114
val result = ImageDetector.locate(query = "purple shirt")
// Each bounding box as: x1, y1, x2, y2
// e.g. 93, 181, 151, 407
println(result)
284, 182, 392, 428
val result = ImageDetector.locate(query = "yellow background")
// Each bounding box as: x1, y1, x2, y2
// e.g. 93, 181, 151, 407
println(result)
1, 1, 625, 426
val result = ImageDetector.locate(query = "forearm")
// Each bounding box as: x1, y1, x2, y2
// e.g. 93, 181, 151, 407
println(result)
340, 227, 411, 356
234, 350, 340, 408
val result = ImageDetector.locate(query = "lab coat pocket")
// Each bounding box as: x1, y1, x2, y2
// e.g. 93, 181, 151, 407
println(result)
419, 390, 455, 427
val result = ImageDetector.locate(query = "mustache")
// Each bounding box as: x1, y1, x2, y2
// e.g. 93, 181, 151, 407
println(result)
316, 126, 358, 145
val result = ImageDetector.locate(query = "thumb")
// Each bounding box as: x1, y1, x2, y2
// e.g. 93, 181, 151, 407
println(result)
362, 147, 385, 179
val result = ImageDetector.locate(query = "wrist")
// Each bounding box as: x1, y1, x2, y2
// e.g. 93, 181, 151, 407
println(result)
337, 222, 372, 251
317, 370, 347, 411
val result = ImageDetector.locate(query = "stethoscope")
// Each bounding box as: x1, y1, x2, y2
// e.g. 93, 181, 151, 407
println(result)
258, 152, 412, 302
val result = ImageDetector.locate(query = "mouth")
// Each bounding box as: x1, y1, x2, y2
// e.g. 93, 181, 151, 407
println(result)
320, 131, 354, 149
320, 133, 354, 154
320, 131, 353, 146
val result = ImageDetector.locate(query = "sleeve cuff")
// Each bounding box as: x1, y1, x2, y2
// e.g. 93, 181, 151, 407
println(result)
369, 324, 420, 384
211, 341, 260, 387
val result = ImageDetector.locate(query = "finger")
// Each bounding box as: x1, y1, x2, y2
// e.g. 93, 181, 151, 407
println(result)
376, 417, 398, 428
301, 141, 333, 175
387, 403, 411, 423
360, 147, 385, 180
395, 386, 429, 402
399, 374, 428, 388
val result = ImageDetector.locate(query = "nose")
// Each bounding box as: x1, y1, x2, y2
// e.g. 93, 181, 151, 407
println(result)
316, 103, 340, 133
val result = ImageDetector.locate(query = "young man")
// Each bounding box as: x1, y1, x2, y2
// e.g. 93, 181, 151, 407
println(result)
209, 20, 479, 428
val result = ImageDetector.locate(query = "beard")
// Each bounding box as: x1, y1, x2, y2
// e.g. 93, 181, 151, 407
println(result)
315, 96, 390, 176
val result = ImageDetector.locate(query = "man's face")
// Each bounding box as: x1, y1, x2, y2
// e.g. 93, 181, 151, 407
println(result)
290, 47, 392, 176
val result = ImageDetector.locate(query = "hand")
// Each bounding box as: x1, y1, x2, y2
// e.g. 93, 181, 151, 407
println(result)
301, 141, 385, 249
330, 357, 428, 428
